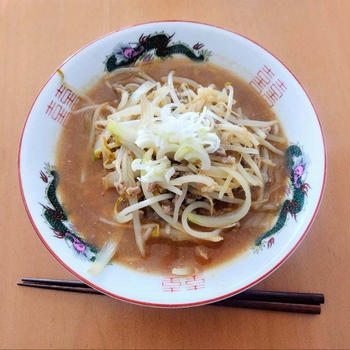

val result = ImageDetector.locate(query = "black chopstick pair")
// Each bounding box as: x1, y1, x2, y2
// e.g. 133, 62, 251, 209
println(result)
18, 278, 324, 314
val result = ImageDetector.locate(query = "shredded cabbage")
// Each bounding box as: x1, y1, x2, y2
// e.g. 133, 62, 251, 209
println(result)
135, 107, 220, 170
131, 157, 175, 183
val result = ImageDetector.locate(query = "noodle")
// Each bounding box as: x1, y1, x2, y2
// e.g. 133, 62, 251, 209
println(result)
77, 67, 288, 271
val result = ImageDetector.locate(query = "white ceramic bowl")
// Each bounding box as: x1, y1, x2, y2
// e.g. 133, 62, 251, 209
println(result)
18, 21, 326, 307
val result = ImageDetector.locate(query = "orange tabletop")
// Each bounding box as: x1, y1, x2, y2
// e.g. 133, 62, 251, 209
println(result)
1, 1, 349, 349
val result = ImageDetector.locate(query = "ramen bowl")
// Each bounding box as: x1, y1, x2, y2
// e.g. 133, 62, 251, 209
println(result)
18, 21, 326, 307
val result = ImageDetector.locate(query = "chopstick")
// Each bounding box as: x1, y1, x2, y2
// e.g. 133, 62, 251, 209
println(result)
18, 281, 101, 295
214, 299, 321, 314
18, 278, 324, 314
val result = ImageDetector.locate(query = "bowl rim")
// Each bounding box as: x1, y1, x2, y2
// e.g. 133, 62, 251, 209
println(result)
17, 20, 327, 308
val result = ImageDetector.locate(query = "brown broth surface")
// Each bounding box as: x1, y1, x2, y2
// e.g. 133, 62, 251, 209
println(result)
56, 57, 288, 274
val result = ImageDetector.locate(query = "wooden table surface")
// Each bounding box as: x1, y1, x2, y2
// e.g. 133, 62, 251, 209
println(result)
1, 0, 349, 349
